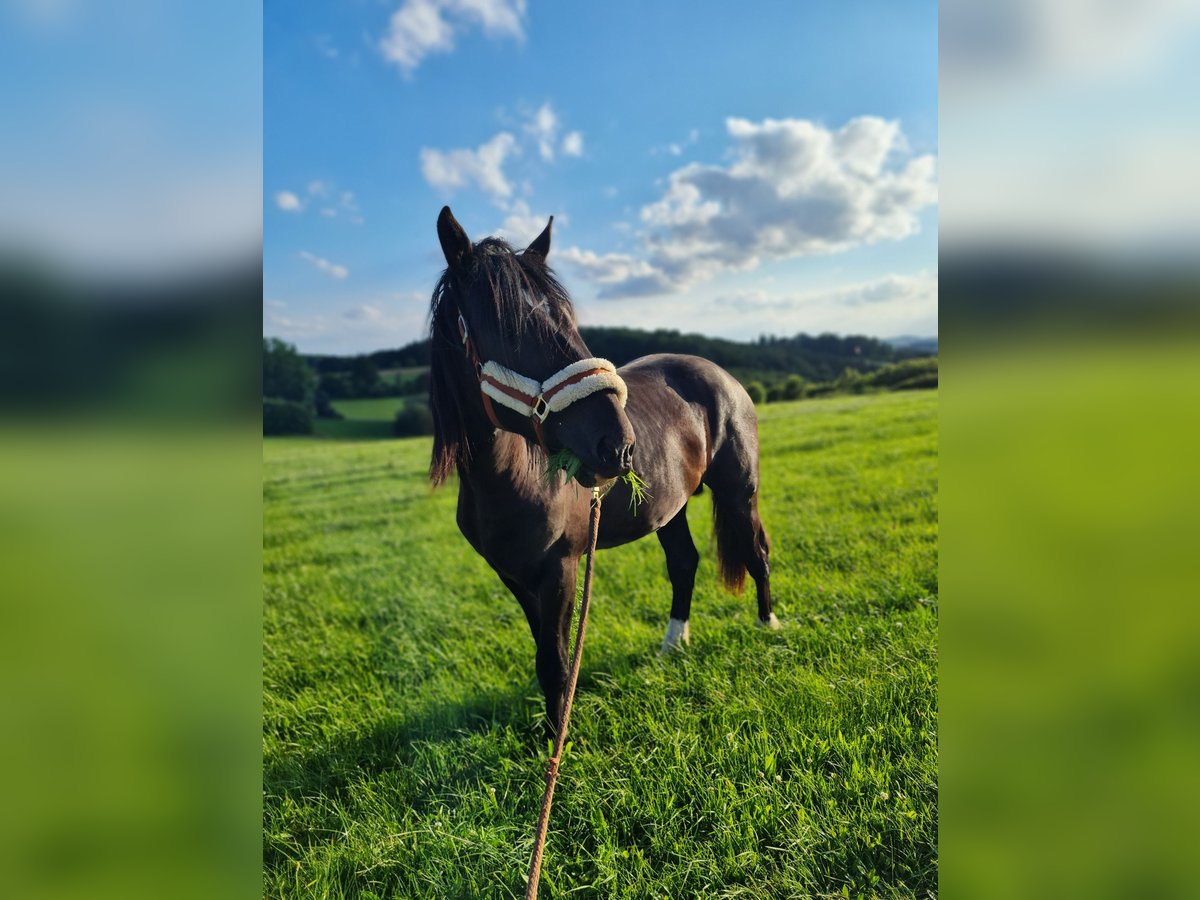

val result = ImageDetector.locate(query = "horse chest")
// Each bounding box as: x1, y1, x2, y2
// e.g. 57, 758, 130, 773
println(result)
456, 489, 564, 577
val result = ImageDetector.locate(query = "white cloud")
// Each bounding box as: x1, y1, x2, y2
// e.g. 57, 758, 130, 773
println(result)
651, 128, 701, 157
265, 312, 330, 341
420, 131, 518, 205
525, 102, 560, 161
421, 106, 581, 207
495, 199, 559, 245
556, 247, 672, 297
520, 103, 583, 161
315, 35, 339, 60
273, 182, 362, 222
264, 292, 431, 353
562, 130, 584, 157
274, 191, 303, 213
344, 304, 384, 321
299, 250, 349, 280
711, 272, 938, 338
380, 0, 527, 75
718, 272, 936, 312
565, 116, 937, 299
314, 188, 364, 224
572, 271, 937, 341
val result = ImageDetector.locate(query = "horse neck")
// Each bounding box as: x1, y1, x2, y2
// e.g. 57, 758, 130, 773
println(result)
452, 380, 545, 497
459, 429, 547, 502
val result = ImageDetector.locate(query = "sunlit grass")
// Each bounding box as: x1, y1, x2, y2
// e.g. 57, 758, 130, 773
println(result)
263, 390, 938, 898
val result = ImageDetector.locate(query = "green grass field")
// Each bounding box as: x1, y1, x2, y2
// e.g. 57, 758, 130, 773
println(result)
264, 390, 938, 898
314, 397, 414, 440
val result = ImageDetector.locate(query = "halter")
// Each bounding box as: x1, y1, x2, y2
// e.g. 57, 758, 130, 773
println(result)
455, 309, 627, 453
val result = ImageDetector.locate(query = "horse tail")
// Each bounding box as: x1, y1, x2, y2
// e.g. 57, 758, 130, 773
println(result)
711, 493, 748, 595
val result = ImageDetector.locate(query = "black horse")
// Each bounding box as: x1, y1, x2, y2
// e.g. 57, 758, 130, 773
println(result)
428, 207, 777, 732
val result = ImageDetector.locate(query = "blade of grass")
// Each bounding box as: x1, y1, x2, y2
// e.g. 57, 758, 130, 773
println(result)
543, 448, 652, 515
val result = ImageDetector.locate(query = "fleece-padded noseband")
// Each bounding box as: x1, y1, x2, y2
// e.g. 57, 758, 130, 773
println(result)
455, 311, 627, 449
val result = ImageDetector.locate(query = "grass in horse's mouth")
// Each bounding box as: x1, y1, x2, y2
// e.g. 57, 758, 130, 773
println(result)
544, 448, 651, 514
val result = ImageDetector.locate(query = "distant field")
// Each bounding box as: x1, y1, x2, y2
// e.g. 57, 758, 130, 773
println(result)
264, 390, 938, 898
314, 397, 414, 439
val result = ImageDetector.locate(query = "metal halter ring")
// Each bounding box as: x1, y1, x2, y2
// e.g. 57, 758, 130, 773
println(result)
531, 395, 550, 422
457, 313, 469, 345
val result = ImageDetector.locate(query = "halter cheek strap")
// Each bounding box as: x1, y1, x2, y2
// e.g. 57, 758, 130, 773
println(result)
455, 310, 628, 453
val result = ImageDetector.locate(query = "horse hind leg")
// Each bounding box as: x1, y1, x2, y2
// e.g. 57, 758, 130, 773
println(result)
657, 507, 699, 653
709, 480, 779, 630
748, 505, 779, 629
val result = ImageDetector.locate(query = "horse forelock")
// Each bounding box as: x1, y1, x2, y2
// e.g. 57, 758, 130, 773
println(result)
430, 238, 577, 350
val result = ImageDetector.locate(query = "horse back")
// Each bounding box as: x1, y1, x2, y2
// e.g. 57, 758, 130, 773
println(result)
595, 354, 757, 546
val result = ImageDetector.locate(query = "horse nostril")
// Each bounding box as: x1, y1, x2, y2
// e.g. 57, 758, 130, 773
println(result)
596, 437, 634, 472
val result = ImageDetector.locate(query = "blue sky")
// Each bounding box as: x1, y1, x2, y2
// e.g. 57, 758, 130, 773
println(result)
265, 0, 938, 354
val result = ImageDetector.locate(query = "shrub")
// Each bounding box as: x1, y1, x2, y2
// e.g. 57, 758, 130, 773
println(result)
864, 357, 938, 389
782, 374, 807, 400
835, 367, 866, 394
318, 371, 354, 400
893, 371, 939, 390
263, 397, 314, 435
393, 400, 435, 437
744, 381, 766, 405
314, 391, 343, 420
263, 338, 316, 404
766, 384, 785, 403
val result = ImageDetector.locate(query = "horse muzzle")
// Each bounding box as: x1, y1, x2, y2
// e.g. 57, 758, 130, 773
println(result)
593, 433, 635, 479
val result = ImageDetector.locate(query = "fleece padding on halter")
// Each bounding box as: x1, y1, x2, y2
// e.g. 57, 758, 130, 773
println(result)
480, 362, 543, 416
541, 358, 628, 412
480, 358, 627, 421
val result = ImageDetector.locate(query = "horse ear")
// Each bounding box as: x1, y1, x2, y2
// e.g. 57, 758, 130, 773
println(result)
524, 216, 553, 259
437, 206, 472, 270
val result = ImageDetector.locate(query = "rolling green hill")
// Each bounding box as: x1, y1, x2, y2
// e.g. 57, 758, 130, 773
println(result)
263, 390, 938, 897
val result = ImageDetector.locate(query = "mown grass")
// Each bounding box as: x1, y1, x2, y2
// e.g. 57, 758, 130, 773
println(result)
315, 397, 414, 440
264, 390, 938, 898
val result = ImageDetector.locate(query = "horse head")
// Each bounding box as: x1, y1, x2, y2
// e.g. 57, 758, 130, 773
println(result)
428, 206, 635, 486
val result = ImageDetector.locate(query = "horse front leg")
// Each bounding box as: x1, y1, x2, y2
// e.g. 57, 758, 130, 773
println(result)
534, 554, 579, 736
498, 572, 540, 641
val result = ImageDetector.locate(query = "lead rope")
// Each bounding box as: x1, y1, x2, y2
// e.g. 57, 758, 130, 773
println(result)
524, 486, 603, 899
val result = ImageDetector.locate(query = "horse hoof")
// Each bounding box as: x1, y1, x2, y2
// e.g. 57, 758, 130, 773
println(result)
757, 612, 782, 630
659, 617, 691, 654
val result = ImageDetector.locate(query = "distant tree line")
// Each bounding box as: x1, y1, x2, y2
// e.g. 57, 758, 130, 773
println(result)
742, 356, 937, 406
304, 327, 930, 385
581, 328, 927, 383
265, 328, 936, 437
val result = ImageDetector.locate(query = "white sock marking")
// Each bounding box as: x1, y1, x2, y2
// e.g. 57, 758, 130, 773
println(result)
660, 617, 690, 654
757, 612, 782, 630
